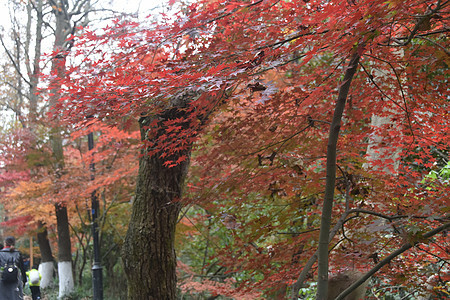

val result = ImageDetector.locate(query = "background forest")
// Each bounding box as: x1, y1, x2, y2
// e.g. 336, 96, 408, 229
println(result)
0, 0, 448, 299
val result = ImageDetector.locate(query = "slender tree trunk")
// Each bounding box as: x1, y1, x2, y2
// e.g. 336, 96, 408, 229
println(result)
26, 0, 43, 124
122, 107, 191, 299
316, 52, 361, 300
55, 203, 75, 296
31, 4, 55, 287
48, 0, 76, 296
36, 221, 54, 289
47, 0, 97, 293
49, 73, 75, 297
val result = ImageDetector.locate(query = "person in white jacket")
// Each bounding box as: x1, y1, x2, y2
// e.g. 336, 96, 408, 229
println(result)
26, 264, 42, 300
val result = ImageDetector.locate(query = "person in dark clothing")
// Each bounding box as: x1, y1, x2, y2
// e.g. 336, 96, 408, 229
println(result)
23, 257, 30, 271
0, 236, 27, 300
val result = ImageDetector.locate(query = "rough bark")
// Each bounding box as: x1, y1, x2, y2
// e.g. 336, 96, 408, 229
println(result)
122, 107, 191, 299
36, 221, 54, 288
316, 52, 361, 300
55, 204, 72, 263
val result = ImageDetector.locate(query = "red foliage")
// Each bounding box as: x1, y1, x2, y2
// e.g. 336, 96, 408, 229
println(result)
27, 0, 450, 297
1, 215, 34, 236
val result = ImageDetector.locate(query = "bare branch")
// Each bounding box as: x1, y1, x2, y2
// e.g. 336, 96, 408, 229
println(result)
69, 0, 91, 17
0, 35, 31, 86
416, 35, 450, 55
359, 61, 407, 113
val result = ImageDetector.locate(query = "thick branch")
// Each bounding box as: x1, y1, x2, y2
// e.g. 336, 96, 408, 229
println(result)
347, 208, 445, 222
335, 222, 450, 300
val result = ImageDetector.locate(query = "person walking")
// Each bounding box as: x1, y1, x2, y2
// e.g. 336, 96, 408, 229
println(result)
0, 236, 27, 300
26, 265, 41, 300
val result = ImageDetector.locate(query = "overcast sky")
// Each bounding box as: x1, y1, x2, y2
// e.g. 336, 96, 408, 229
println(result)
112, 0, 167, 18
0, 0, 169, 127
0, 0, 168, 31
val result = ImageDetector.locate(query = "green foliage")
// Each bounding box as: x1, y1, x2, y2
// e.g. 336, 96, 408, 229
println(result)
36, 266, 126, 300
298, 281, 317, 300
425, 161, 450, 181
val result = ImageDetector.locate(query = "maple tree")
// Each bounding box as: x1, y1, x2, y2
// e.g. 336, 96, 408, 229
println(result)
0, 0, 89, 292
1, 0, 448, 299
1, 119, 139, 296
56, 0, 449, 298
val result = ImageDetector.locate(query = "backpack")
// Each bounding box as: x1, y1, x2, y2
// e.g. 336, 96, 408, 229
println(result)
29, 269, 40, 284
1, 257, 18, 283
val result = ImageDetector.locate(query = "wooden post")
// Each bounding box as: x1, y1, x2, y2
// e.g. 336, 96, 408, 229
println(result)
30, 236, 33, 268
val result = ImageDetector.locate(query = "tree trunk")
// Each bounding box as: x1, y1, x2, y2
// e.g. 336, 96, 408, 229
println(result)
122, 108, 191, 299
26, 0, 43, 124
49, 0, 75, 296
316, 52, 361, 300
55, 203, 75, 297
36, 221, 54, 289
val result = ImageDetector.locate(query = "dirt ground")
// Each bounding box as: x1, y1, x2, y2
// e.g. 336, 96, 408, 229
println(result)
24, 296, 47, 300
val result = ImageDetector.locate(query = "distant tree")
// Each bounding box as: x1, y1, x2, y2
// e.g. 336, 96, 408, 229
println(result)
54, 0, 450, 298
0, 0, 54, 285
